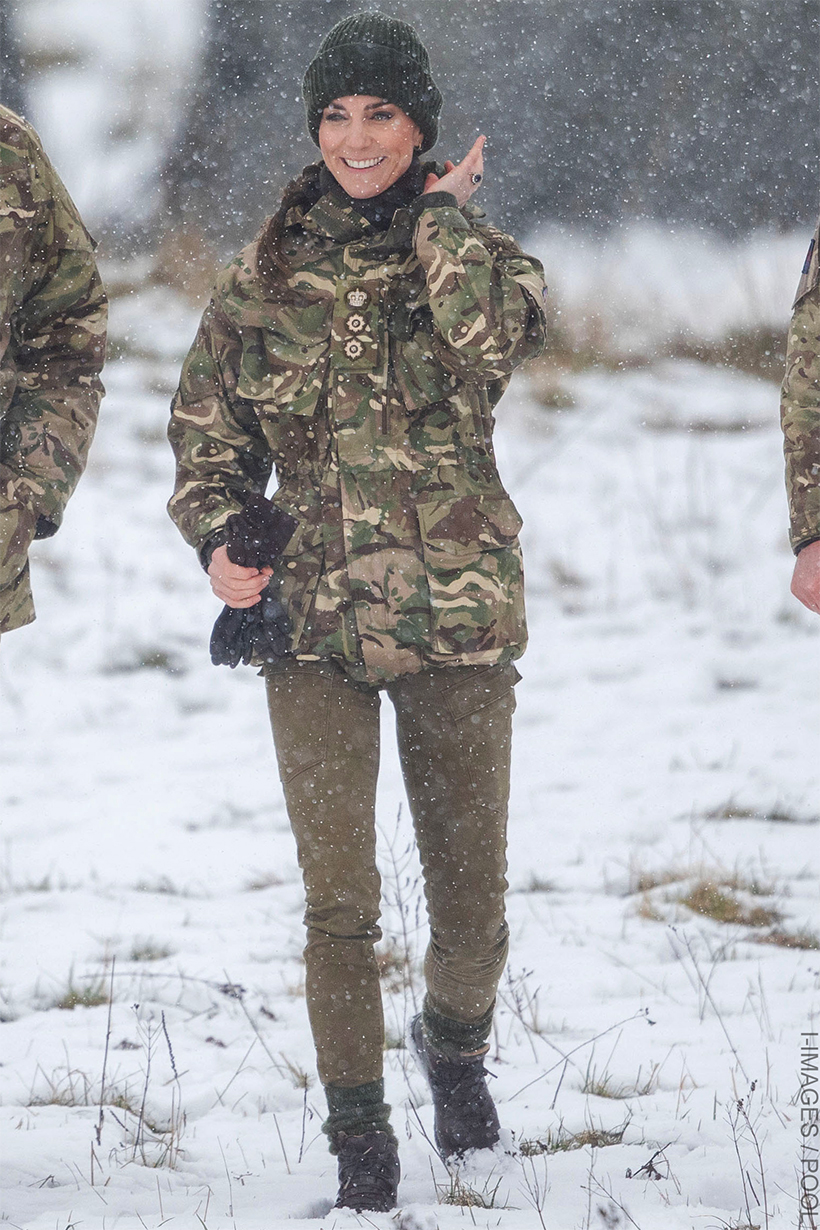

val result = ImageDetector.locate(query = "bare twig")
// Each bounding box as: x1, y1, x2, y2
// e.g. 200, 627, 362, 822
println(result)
225, 969, 290, 1080
218, 1138, 235, 1223
519, 1154, 549, 1229
590, 1173, 643, 1229
668, 930, 749, 1083
509, 1009, 652, 1101
273, 1113, 291, 1175
727, 1083, 770, 1230
95, 958, 116, 1149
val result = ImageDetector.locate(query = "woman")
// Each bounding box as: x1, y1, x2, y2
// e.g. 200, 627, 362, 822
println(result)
168, 12, 546, 1212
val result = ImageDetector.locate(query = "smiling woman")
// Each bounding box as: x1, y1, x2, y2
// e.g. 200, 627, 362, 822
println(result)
319, 96, 422, 199
166, 9, 547, 1213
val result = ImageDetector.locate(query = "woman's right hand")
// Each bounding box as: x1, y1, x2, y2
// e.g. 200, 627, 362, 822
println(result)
422, 135, 486, 207
208, 544, 273, 608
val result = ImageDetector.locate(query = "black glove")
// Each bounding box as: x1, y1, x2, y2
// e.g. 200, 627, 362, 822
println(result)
209, 494, 298, 669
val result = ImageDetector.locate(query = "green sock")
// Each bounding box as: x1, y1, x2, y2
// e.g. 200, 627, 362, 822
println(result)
423, 997, 495, 1057
322, 1078, 396, 1153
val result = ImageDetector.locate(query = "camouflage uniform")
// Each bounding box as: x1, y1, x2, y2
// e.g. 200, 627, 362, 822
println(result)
168, 183, 546, 683
168, 176, 546, 1120
0, 105, 107, 635
781, 216, 820, 554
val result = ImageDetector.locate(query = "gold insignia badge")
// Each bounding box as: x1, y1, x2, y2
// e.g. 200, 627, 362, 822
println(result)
343, 337, 365, 360
346, 288, 369, 308
346, 313, 366, 334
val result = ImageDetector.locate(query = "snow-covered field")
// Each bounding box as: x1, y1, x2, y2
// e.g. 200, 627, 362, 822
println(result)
0, 267, 817, 1228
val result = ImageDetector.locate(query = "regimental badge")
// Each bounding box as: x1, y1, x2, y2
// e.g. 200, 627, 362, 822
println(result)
346, 313, 367, 334
346, 288, 369, 308
343, 337, 365, 360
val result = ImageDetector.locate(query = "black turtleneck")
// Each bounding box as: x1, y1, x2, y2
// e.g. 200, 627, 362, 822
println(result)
319, 158, 429, 230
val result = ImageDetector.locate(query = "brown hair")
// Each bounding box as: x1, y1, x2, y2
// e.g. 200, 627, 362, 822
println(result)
256, 162, 324, 300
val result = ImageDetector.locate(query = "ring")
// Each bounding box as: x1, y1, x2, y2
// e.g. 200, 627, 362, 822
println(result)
471, 172, 483, 184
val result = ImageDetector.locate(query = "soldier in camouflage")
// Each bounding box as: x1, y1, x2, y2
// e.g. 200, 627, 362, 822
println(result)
781, 216, 820, 614
0, 105, 107, 636
168, 13, 546, 1207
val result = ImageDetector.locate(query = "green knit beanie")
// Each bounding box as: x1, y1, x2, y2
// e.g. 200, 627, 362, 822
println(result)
302, 11, 442, 153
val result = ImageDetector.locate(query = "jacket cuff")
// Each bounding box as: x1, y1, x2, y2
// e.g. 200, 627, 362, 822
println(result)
794, 534, 820, 556
34, 514, 59, 541
199, 529, 230, 572
408, 191, 459, 224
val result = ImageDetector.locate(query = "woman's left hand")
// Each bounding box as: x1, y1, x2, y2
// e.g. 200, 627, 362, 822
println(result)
422, 135, 486, 207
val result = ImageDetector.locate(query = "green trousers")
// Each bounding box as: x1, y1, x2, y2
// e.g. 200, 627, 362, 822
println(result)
264, 657, 518, 1088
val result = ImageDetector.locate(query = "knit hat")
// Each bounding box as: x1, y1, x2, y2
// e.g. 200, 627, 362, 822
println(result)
302, 12, 442, 153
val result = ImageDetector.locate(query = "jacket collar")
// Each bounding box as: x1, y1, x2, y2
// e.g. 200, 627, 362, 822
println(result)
296, 193, 417, 253
293, 158, 425, 250
285, 161, 484, 251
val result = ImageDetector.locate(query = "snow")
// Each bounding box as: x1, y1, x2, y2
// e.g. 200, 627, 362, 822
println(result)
530, 221, 809, 355
1, 269, 817, 1227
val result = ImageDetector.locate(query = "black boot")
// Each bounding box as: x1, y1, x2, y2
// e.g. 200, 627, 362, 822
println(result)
334, 1131, 400, 1211
409, 1014, 501, 1160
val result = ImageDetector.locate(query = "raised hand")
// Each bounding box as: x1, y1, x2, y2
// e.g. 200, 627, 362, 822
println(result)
422, 135, 486, 207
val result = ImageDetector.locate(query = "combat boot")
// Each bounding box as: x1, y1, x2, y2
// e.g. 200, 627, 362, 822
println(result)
333, 1130, 400, 1211
409, 1014, 500, 1160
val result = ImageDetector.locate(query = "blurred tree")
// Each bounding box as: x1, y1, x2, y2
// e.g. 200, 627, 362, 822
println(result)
0, 2, 26, 114
162, 0, 349, 252
162, 0, 818, 254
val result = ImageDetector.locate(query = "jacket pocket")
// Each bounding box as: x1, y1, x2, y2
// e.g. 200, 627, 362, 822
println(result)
392, 327, 461, 414
236, 319, 331, 416
416, 492, 526, 655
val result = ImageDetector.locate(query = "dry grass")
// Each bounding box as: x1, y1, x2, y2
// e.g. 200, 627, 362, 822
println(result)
133, 875, 187, 896
49, 973, 110, 1011
375, 939, 414, 994
520, 1121, 627, 1155
436, 1173, 505, 1208
127, 939, 174, 962
527, 311, 786, 416
702, 800, 819, 825
750, 926, 820, 951
521, 873, 557, 894
636, 893, 666, 922
627, 860, 807, 946
627, 861, 689, 896
148, 226, 219, 304
668, 325, 785, 383
581, 1062, 658, 1101
280, 1054, 312, 1090
244, 871, 285, 891
28, 1065, 138, 1113
679, 880, 782, 928
103, 647, 183, 675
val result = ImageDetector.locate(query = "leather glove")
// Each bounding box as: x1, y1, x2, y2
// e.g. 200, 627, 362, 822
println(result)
209, 494, 297, 668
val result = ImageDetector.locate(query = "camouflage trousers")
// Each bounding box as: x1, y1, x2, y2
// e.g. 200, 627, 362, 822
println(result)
264, 657, 518, 1088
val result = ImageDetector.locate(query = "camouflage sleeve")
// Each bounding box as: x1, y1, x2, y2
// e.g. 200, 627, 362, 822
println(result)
781, 241, 820, 554
411, 200, 547, 383
167, 299, 273, 560
0, 128, 106, 532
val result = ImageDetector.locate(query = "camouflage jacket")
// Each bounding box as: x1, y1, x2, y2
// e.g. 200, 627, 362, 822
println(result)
0, 106, 107, 633
781, 217, 820, 554
169, 183, 546, 682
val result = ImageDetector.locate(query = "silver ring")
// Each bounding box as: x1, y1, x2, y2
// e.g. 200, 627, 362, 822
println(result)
471, 172, 483, 185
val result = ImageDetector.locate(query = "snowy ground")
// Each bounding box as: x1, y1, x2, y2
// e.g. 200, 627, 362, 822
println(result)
0, 281, 818, 1229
